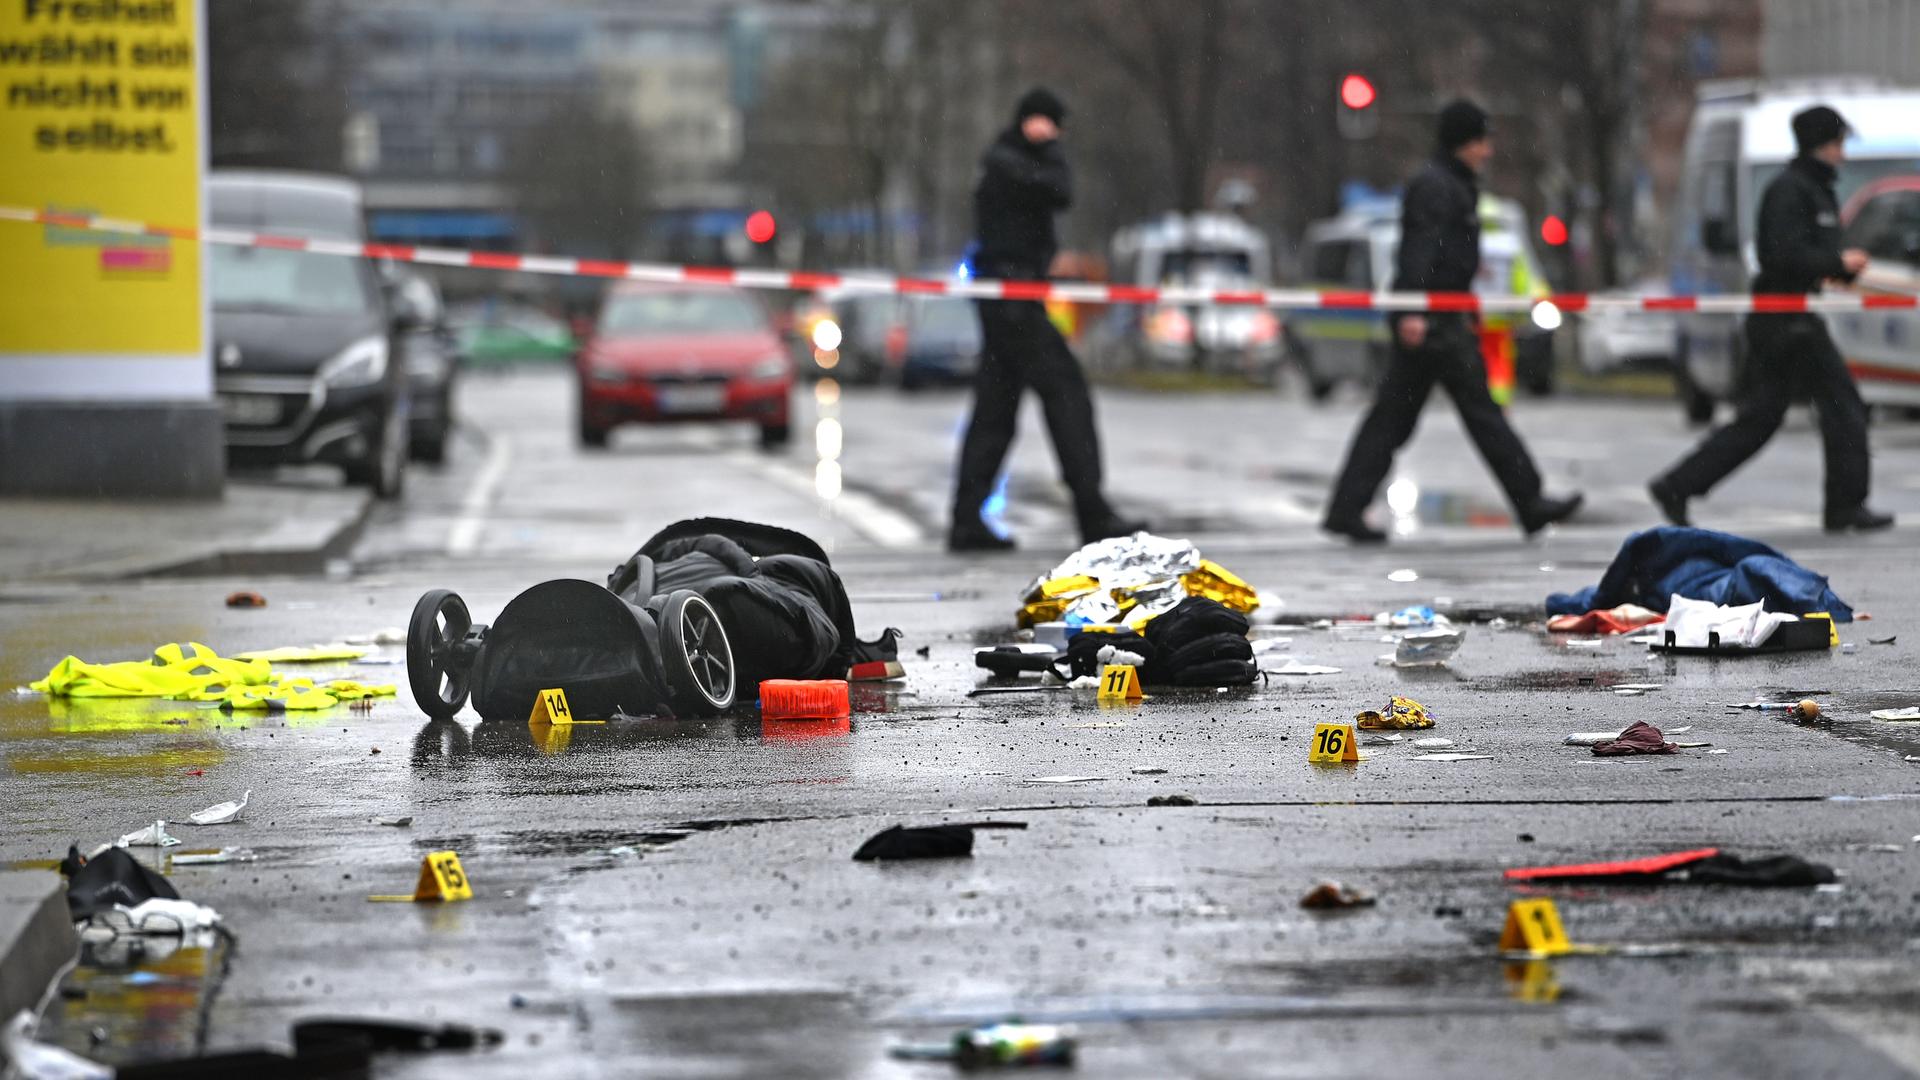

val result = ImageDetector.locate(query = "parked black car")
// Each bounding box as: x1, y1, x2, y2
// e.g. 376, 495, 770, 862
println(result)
209, 170, 407, 498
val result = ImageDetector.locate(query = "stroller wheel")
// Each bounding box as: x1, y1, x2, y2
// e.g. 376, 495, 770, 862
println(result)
408, 589, 473, 719
660, 590, 736, 716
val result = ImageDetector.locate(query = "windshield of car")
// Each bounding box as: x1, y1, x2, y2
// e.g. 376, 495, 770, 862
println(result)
1751, 158, 1920, 210
1156, 249, 1254, 283
209, 246, 378, 314
1847, 190, 1920, 264
598, 291, 767, 335
909, 298, 976, 335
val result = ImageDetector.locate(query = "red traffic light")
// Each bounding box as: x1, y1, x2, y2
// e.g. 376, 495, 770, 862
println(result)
1540, 214, 1569, 247
745, 210, 777, 244
1339, 74, 1376, 111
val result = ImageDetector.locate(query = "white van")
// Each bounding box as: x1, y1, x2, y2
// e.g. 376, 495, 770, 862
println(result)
1085, 212, 1281, 379
1668, 78, 1920, 419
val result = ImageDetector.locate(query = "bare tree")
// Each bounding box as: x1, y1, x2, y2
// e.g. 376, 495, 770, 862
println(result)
502, 94, 651, 261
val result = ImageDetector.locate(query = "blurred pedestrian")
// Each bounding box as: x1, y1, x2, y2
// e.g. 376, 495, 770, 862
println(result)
1650, 105, 1892, 532
1323, 99, 1582, 543
949, 87, 1145, 552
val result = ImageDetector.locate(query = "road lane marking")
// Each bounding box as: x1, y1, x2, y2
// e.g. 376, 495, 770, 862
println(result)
724, 449, 925, 549
447, 433, 511, 556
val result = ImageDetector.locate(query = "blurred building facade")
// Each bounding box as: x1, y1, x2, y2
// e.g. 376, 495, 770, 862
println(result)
1764, 0, 1920, 85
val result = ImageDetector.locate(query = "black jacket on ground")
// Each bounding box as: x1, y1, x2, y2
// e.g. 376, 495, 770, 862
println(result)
1752, 156, 1853, 296
973, 128, 1071, 279
1393, 155, 1481, 297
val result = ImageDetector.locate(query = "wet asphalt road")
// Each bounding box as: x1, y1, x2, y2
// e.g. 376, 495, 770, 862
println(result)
5, 368, 1920, 1078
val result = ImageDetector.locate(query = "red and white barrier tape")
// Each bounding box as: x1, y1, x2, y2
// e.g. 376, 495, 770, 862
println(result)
5, 204, 1916, 316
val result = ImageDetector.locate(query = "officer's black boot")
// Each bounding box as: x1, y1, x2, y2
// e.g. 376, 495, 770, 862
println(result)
1519, 492, 1585, 537
949, 512, 1016, 553
1823, 506, 1894, 533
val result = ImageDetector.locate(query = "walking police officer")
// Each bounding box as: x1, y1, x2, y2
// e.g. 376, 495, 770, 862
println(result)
1323, 99, 1583, 543
949, 87, 1145, 552
1650, 105, 1892, 533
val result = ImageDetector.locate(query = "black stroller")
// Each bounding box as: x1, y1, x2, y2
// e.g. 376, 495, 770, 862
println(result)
407, 518, 862, 722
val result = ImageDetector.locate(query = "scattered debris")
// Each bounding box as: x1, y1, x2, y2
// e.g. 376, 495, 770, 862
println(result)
224, 591, 267, 609
232, 644, 371, 663
759, 679, 851, 721
1505, 848, 1836, 887
1869, 635, 1897, 646
1263, 658, 1342, 676
892, 1022, 1078, 1068
117, 820, 181, 848
1412, 737, 1455, 749
1591, 721, 1680, 756
344, 627, 409, 645
1389, 625, 1466, 667
1355, 695, 1434, 730
62, 845, 179, 919
1300, 880, 1376, 909
2, 1011, 112, 1080
1130, 767, 1167, 775
86, 897, 222, 936
171, 848, 255, 866
1025, 775, 1104, 785
852, 822, 1027, 862
1415, 753, 1493, 762
1546, 604, 1664, 635
1871, 707, 1920, 722
1566, 726, 1692, 746
1146, 794, 1197, 807
186, 789, 250, 825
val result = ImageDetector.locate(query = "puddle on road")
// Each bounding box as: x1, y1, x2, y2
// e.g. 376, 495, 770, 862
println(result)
36, 930, 232, 1070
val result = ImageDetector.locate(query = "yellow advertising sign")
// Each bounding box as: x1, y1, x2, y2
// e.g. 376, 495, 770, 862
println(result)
0, 0, 203, 354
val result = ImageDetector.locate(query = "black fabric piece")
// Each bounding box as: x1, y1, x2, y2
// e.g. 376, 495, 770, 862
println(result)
853, 825, 975, 861
1791, 104, 1849, 153
1143, 598, 1251, 651
1436, 98, 1491, 150
63, 845, 180, 920
1064, 630, 1154, 679
975, 646, 1061, 677
294, 1019, 503, 1055
851, 627, 902, 667
117, 1048, 366, 1080
1679, 853, 1837, 887
1136, 598, 1257, 687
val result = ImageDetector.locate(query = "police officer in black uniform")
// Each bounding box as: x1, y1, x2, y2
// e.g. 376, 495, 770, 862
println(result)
1650, 105, 1892, 533
949, 88, 1145, 552
1323, 100, 1583, 543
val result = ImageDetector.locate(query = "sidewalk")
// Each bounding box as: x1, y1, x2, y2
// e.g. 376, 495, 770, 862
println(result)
0, 481, 371, 584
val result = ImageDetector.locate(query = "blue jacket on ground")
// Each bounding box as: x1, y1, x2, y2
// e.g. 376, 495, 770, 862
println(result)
1546, 527, 1852, 622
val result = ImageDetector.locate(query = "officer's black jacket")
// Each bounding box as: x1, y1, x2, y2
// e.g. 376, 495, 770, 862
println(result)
1753, 155, 1853, 295
1393, 154, 1481, 295
973, 127, 1071, 279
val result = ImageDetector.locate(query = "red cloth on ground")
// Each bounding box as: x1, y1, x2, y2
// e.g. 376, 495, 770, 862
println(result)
1591, 719, 1680, 756
1546, 604, 1666, 635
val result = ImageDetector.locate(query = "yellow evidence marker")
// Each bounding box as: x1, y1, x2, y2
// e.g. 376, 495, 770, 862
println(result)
527, 687, 604, 726
1308, 721, 1359, 763
369, 851, 473, 903
1097, 664, 1144, 703
1499, 898, 1572, 957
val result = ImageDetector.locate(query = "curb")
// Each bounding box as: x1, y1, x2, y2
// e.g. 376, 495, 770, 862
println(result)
145, 488, 376, 579
0, 871, 76, 1023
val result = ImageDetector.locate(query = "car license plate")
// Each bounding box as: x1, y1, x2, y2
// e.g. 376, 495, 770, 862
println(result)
656, 384, 726, 414
220, 393, 281, 425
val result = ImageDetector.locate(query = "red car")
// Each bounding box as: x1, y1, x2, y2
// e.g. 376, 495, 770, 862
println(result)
576, 285, 792, 450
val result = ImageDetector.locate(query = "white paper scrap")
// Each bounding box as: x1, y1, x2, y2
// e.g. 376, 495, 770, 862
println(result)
187, 789, 250, 826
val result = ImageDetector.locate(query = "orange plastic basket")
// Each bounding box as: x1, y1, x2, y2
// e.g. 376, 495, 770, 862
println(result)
758, 679, 851, 721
